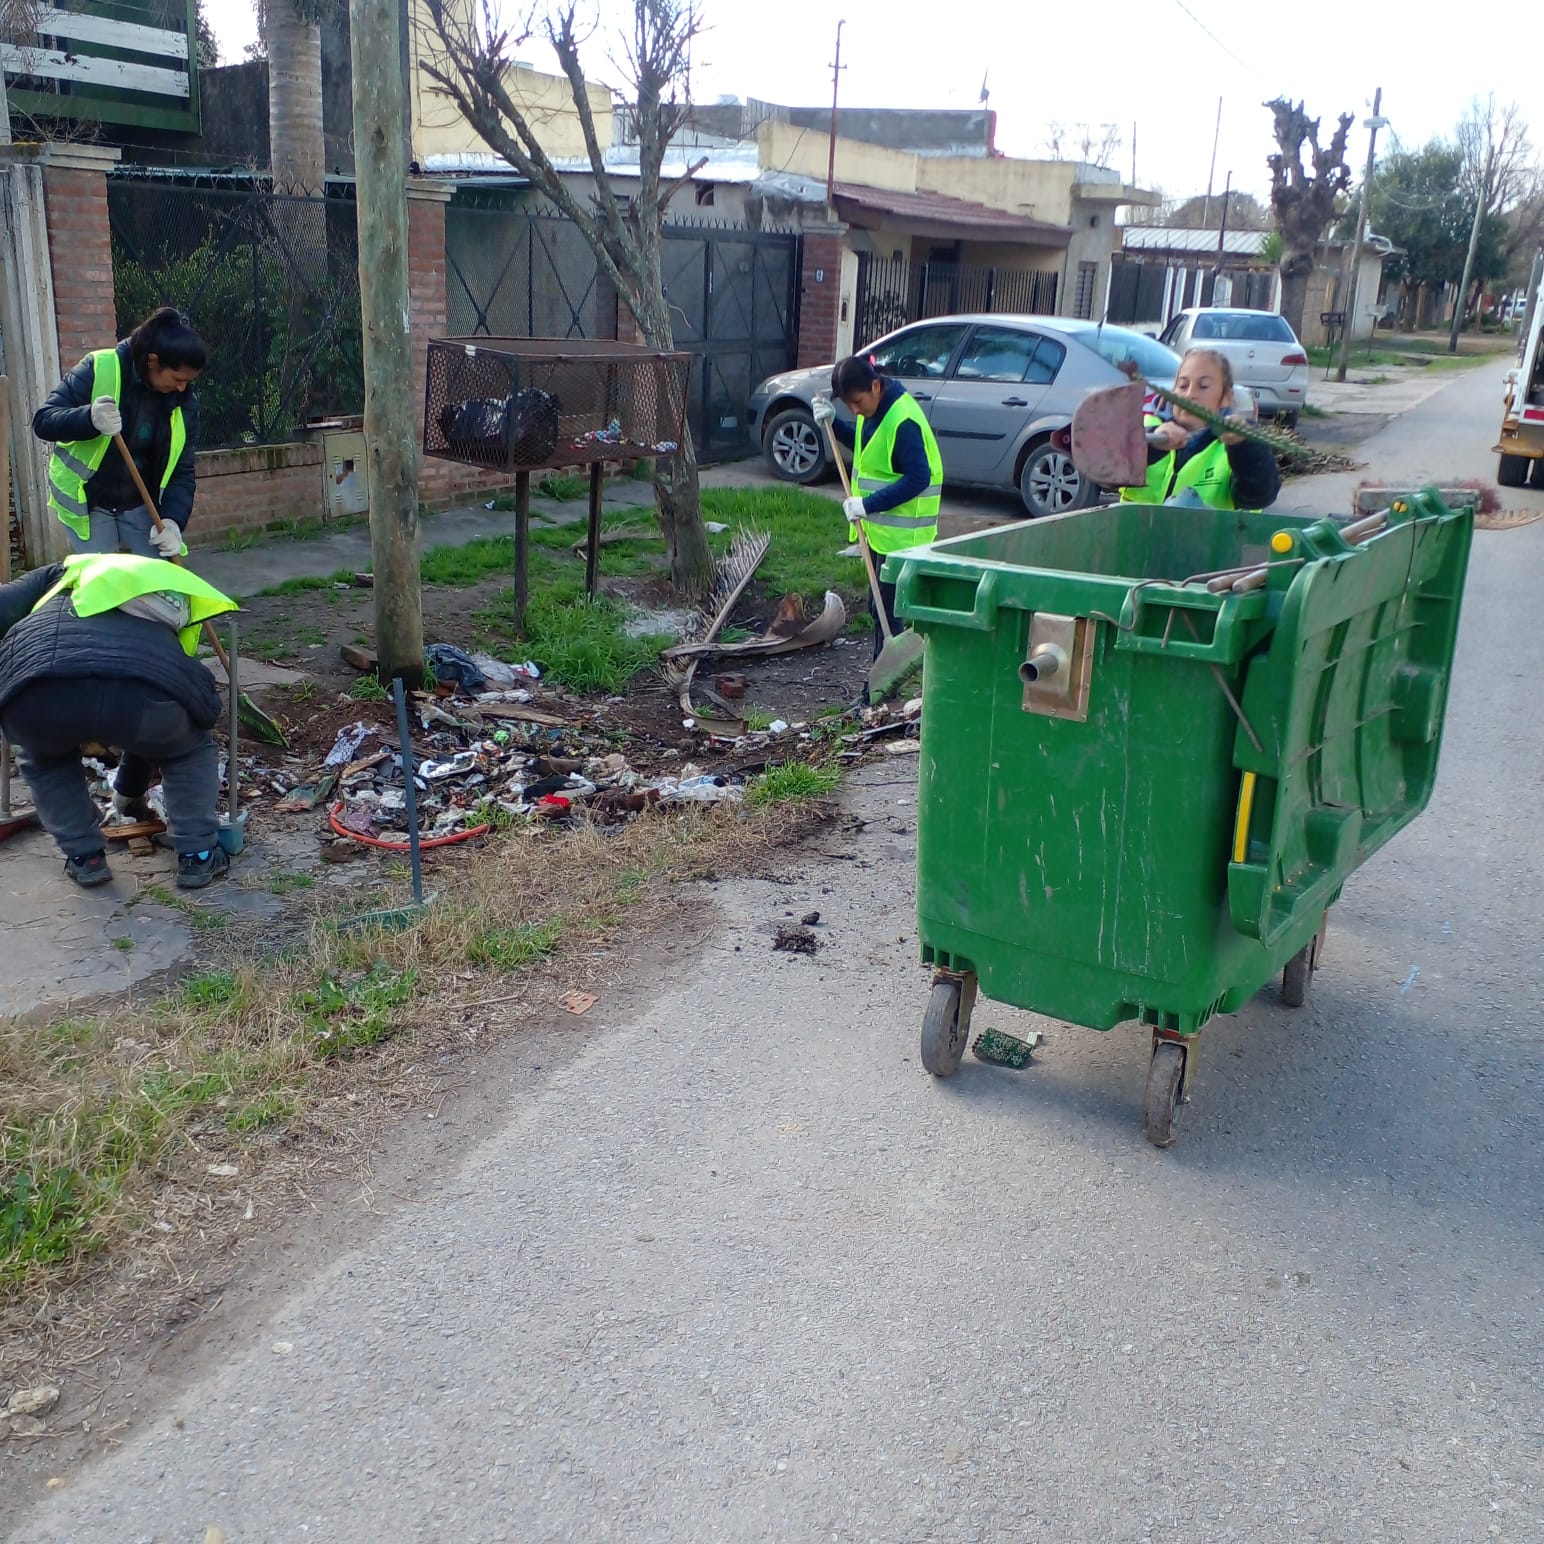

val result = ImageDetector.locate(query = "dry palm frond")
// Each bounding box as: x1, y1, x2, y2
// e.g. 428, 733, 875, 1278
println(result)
677, 525, 770, 649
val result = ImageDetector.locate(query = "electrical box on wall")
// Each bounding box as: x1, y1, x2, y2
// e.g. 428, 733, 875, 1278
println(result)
322, 432, 369, 521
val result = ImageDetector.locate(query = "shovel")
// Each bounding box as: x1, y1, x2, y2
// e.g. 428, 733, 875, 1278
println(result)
111, 433, 287, 747
824, 422, 925, 702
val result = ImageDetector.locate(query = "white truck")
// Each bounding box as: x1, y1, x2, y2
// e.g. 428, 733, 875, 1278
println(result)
1496, 249, 1544, 488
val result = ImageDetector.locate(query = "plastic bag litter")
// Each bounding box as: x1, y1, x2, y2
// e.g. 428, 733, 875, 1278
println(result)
425, 644, 488, 694
470, 653, 541, 687
654, 774, 743, 805
324, 721, 376, 767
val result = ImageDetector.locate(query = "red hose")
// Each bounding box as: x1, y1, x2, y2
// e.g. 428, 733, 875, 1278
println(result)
327, 802, 490, 851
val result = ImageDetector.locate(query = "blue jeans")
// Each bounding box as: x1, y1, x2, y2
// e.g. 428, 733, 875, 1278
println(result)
70, 505, 157, 557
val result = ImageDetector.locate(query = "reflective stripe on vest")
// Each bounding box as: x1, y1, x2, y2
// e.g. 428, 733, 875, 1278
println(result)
851, 390, 944, 556
47, 349, 188, 539
1119, 435, 1237, 510
34, 552, 237, 656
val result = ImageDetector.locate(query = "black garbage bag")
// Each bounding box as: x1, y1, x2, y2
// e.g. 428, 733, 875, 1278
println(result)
424, 643, 488, 694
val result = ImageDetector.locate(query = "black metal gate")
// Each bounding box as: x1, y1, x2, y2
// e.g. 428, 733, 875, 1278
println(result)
445, 200, 798, 461
853, 255, 1060, 347
659, 224, 800, 459
445, 201, 615, 342
1106, 260, 1169, 327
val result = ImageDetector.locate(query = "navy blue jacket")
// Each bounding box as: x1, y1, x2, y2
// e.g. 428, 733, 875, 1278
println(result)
830, 380, 933, 516
33, 341, 200, 531
0, 563, 222, 726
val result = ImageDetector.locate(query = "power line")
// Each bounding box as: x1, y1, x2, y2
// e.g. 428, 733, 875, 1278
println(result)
1167, 0, 1253, 74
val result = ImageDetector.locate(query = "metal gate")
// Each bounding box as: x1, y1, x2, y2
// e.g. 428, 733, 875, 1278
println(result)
446, 201, 798, 462
853, 256, 1060, 348
659, 225, 800, 459
445, 202, 616, 342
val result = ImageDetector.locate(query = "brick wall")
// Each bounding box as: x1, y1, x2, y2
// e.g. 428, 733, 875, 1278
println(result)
796, 225, 847, 369
41, 160, 119, 373
188, 443, 325, 549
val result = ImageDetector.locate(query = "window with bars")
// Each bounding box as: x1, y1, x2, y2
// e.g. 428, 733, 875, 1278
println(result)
1074, 261, 1099, 320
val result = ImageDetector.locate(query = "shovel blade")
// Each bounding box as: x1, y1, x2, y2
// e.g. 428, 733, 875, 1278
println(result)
1071, 381, 1149, 491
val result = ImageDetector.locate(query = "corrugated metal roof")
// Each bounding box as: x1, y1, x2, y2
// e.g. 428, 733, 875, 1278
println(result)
1121, 226, 1270, 255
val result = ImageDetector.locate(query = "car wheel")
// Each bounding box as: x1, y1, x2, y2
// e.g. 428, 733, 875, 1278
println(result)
1018, 440, 1092, 518
1498, 452, 1530, 488
1275, 410, 1299, 431
763, 407, 829, 484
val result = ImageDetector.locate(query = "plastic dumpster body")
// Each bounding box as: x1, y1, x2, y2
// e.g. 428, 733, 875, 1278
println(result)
887, 489, 1473, 1145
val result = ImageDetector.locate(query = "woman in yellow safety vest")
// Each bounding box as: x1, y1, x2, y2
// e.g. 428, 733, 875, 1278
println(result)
814, 355, 944, 658
1120, 348, 1280, 510
33, 307, 206, 557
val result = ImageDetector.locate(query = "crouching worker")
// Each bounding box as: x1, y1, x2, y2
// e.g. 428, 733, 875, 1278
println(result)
0, 553, 237, 890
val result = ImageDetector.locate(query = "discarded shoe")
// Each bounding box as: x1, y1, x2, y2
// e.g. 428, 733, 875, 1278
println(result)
65, 850, 113, 888
176, 846, 230, 890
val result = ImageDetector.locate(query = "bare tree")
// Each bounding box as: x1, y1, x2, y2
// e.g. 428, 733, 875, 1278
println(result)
1265, 98, 1353, 338
1453, 97, 1535, 322
1043, 121, 1122, 168
420, 0, 714, 596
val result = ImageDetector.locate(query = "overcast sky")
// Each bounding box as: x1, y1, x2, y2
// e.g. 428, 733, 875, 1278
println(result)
205, 0, 1537, 206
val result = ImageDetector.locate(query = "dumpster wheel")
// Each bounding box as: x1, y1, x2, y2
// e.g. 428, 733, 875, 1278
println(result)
921, 973, 975, 1077
1282, 914, 1329, 1009
1142, 1039, 1188, 1148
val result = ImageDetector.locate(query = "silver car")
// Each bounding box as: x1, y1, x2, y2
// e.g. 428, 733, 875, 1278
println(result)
748, 314, 1193, 518
1157, 308, 1309, 426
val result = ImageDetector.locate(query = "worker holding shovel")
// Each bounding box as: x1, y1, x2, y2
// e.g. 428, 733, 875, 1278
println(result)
0, 553, 236, 890
1119, 348, 1280, 511
33, 306, 205, 557
814, 355, 943, 659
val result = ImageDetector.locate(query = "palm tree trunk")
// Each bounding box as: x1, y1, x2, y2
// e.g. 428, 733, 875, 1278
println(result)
265, 1, 324, 193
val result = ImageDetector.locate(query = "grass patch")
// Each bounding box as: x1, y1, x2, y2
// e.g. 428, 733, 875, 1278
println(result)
477, 588, 670, 695
747, 762, 842, 807
467, 918, 564, 972
145, 885, 229, 932
258, 569, 357, 598
536, 473, 589, 501
699, 487, 862, 606
267, 871, 316, 896
349, 674, 389, 702
111, 936, 135, 954
420, 533, 517, 587
0, 802, 825, 1338
1300, 403, 1329, 419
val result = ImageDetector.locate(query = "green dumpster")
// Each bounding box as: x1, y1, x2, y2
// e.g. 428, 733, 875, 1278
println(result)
887, 488, 1474, 1146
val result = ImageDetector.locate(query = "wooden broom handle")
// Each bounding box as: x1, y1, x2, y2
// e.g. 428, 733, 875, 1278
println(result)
111, 433, 234, 673
823, 420, 894, 642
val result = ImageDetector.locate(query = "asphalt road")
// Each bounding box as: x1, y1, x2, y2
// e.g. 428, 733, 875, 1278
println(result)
14, 361, 1543, 1543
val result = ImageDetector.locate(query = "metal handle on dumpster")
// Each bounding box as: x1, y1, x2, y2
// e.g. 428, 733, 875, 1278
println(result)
894, 566, 1001, 632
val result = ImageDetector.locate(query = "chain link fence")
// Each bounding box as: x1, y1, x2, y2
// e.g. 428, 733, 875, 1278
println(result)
108, 176, 365, 449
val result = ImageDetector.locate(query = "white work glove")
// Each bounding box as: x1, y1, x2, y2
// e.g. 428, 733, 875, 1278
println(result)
842, 495, 866, 524
812, 396, 836, 426
90, 395, 123, 435
150, 521, 183, 559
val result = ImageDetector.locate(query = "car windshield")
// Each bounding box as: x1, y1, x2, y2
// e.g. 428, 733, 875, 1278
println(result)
1055, 323, 1180, 382
1191, 312, 1298, 343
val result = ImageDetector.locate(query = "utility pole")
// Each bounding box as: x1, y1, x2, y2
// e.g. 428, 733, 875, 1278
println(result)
1449, 134, 1497, 354
1211, 170, 1231, 300
1337, 87, 1386, 383
1130, 120, 1137, 187
350, 0, 423, 684
824, 20, 845, 220
1202, 97, 1222, 227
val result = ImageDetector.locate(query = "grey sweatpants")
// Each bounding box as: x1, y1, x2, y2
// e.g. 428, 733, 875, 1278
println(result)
0, 679, 219, 859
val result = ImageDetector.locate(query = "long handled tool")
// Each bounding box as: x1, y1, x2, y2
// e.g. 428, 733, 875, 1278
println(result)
825, 422, 925, 702
111, 433, 287, 747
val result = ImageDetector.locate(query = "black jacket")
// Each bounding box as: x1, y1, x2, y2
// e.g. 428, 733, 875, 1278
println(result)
0, 564, 223, 728
32, 341, 200, 530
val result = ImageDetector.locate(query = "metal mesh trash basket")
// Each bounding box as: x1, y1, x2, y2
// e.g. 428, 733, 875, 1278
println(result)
423, 337, 693, 472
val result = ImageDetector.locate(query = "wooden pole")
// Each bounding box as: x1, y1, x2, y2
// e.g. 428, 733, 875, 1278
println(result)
1449, 139, 1496, 355
0, 374, 11, 582
349, 0, 423, 684
513, 468, 530, 637
585, 462, 604, 598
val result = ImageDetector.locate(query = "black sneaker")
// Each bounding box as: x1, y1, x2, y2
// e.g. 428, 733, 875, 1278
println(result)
176, 846, 230, 890
65, 850, 113, 888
